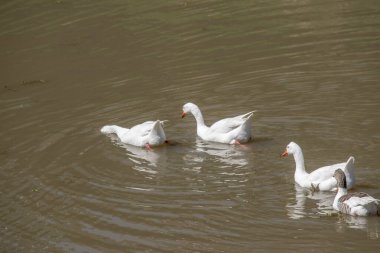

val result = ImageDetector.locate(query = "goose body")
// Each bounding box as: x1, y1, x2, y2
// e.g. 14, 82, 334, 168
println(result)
333, 169, 379, 216
281, 142, 355, 191
181, 102, 254, 144
101, 120, 167, 148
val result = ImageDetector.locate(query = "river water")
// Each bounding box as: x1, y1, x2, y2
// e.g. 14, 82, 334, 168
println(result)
1, 0, 380, 252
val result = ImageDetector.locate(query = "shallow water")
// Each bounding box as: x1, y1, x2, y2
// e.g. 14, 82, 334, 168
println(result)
1, 0, 380, 252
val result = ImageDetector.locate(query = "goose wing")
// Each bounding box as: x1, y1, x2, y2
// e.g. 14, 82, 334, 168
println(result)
129, 121, 157, 137
338, 192, 378, 214
209, 111, 254, 134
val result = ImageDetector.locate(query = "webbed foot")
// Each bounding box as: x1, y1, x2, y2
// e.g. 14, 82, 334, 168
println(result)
311, 183, 320, 193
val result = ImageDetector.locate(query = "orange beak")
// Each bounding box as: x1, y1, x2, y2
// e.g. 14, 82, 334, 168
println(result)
281, 150, 288, 157
181, 111, 187, 118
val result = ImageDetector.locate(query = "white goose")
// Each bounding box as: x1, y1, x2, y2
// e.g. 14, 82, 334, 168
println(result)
181, 102, 255, 144
101, 120, 167, 149
281, 142, 355, 191
333, 169, 379, 216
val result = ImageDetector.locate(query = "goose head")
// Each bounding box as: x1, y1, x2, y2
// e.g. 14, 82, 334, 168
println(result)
281, 142, 301, 157
333, 169, 347, 189
182, 102, 197, 118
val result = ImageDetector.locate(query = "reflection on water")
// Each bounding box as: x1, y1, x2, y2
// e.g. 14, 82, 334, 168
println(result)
336, 215, 380, 240
109, 134, 165, 174
192, 139, 249, 168
286, 185, 336, 219
123, 144, 161, 173
286, 186, 307, 219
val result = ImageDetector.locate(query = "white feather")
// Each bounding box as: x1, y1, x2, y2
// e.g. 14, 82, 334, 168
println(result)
283, 142, 355, 191
101, 120, 167, 147
182, 102, 255, 144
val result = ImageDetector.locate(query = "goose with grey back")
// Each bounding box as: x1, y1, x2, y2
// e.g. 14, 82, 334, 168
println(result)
281, 142, 355, 191
333, 169, 379, 216
181, 102, 255, 144
101, 120, 167, 149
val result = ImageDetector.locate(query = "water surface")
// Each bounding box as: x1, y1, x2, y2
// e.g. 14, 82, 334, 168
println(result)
1, 0, 380, 252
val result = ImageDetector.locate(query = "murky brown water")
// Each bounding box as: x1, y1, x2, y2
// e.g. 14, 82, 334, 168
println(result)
1, 0, 380, 252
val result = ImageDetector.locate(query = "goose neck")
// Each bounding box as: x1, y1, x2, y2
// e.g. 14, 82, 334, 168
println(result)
191, 106, 206, 128
293, 149, 306, 174
337, 187, 348, 197
334, 187, 348, 208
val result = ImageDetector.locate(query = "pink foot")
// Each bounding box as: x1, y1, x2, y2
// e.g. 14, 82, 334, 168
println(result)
144, 143, 153, 151
232, 139, 250, 150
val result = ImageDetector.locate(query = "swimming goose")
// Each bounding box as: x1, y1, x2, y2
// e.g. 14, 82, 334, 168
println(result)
281, 142, 355, 191
101, 120, 167, 149
333, 169, 379, 216
181, 102, 255, 144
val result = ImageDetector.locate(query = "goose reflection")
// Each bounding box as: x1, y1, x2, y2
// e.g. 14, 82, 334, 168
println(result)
122, 143, 161, 165
109, 134, 167, 174
335, 214, 380, 239
286, 185, 335, 219
184, 139, 249, 168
